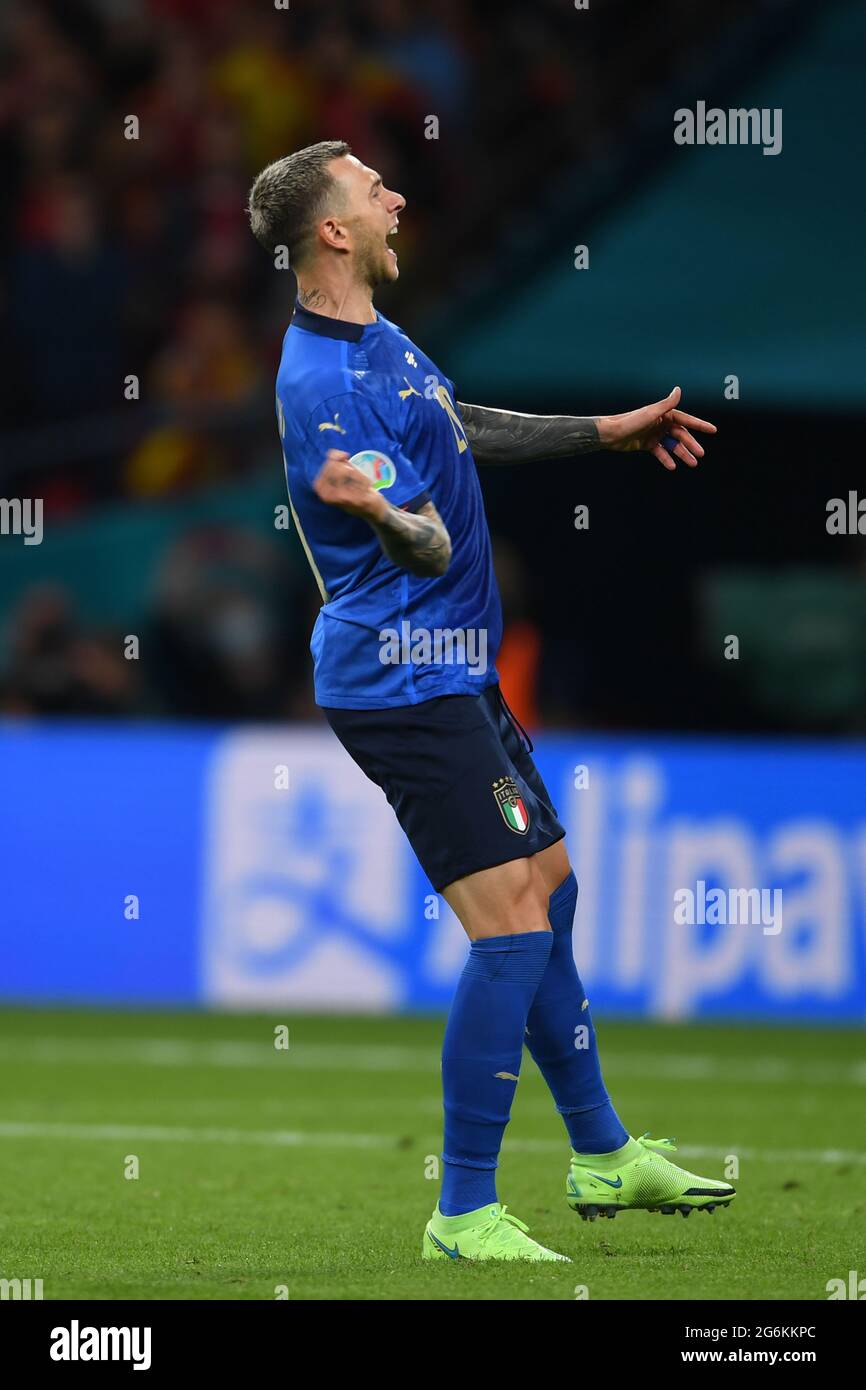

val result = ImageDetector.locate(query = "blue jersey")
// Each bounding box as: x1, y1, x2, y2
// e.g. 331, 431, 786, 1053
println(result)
275, 300, 502, 708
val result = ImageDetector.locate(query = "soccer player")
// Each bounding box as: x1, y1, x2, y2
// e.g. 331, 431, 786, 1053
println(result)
248, 141, 736, 1263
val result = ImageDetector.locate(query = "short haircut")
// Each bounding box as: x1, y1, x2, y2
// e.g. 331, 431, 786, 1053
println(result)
247, 140, 351, 264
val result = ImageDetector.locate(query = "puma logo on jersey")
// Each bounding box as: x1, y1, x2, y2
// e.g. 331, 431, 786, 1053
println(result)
318, 413, 346, 434
398, 377, 422, 400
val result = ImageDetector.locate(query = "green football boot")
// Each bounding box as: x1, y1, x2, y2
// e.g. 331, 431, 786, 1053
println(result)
423, 1202, 571, 1262
566, 1133, 736, 1221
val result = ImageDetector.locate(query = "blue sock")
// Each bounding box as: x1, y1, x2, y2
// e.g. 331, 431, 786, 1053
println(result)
440, 930, 552, 1216
524, 871, 628, 1154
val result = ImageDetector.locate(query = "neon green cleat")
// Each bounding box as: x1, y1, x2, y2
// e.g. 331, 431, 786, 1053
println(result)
423, 1202, 571, 1262
566, 1134, 736, 1221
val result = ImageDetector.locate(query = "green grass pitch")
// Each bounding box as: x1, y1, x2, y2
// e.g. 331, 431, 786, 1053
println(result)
0, 1008, 863, 1301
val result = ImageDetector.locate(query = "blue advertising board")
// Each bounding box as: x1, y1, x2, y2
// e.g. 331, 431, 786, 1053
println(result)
1, 722, 864, 1021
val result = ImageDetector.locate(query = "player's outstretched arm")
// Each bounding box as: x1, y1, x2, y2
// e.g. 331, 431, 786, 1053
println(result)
457, 401, 600, 463
313, 449, 451, 578
458, 387, 717, 470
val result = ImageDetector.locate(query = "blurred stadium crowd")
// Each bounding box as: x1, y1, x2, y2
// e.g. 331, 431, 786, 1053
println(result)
0, 0, 741, 491
2, 0, 860, 733
1, 531, 314, 720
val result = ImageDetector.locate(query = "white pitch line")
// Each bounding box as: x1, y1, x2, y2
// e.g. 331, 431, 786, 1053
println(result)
0, 1037, 862, 1086
0, 1120, 863, 1168
0, 1121, 391, 1149
0, 1038, 437, 1072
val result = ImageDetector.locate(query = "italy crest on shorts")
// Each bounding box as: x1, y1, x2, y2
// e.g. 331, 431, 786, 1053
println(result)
493, 776, 530, 834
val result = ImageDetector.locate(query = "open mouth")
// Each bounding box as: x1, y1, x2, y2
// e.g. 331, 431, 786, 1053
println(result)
386, 221, 399, 258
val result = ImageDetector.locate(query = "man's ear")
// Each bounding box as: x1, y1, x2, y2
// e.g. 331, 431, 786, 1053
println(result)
319, 216, 349, 253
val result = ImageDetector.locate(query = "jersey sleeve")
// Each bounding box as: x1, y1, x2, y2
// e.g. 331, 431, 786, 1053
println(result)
302, 389, 432, 513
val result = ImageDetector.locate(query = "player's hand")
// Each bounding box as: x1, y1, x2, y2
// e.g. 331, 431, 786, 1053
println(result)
313, 449, 388, 520
598, 387, 717, 470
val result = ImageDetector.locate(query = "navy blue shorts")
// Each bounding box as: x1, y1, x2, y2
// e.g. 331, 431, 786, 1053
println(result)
323, 683, 566, 891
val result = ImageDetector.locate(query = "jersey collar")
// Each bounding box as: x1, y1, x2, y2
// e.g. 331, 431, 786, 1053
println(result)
291, 299, 379, 342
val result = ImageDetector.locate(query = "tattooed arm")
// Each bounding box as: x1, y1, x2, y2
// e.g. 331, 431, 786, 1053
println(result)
313, 449, 451, 577
370, 499, 451, 577
457, 401, 600, 464
457, 388, 719, 470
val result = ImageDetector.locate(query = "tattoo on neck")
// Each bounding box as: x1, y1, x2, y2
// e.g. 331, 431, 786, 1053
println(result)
299, 287, 328, 310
